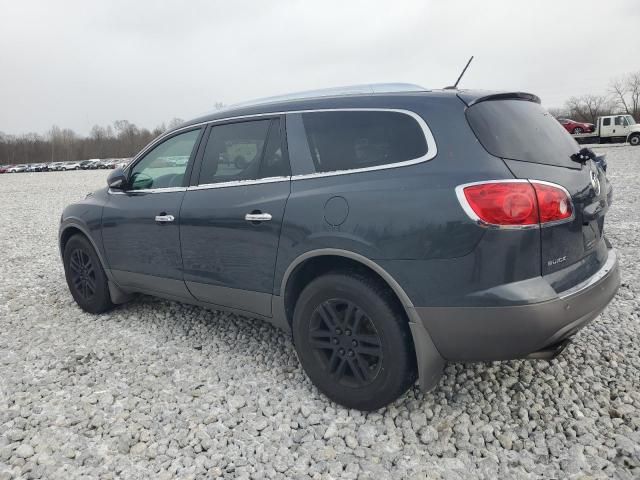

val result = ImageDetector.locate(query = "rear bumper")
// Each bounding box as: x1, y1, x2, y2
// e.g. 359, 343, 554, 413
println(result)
414, 248, 620, 361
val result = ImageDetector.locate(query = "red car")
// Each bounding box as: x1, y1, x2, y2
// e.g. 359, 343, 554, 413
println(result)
557, 118, 595, 134
0, 165, 11, 173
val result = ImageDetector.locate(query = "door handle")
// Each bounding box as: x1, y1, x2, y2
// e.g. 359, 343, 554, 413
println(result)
155, 214, 175, 223
245, 212, 272, 222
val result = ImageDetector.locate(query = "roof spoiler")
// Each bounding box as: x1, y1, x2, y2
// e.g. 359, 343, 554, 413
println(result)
461, 92, 541, 107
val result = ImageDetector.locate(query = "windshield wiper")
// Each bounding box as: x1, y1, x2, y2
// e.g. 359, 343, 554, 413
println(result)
571, 147, 596, 165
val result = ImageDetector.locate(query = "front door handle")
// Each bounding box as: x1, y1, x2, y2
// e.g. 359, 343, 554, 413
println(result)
245, 212, 272, 222
155, 214, 175, 223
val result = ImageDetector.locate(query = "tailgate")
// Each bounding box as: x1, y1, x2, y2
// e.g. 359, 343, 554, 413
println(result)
466, 97, 612, 287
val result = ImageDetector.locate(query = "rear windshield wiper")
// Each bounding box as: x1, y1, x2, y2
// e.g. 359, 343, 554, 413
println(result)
571, 147, 596, 165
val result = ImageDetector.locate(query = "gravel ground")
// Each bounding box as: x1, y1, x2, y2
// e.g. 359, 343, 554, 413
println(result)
0, 147, 638, 479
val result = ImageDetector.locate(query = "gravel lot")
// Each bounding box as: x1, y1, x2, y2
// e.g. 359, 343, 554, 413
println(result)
0, 147, 639, 479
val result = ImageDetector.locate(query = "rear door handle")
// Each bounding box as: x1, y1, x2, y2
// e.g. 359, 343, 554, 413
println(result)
245, 212, 272, 222
155, 214, 175, 223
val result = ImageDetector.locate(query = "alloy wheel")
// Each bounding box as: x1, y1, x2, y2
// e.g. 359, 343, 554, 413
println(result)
69, 248, 96, 300
308, 298, 383, 388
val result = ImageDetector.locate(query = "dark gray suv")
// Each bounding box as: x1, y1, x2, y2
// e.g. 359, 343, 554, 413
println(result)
59, 84, 620, 410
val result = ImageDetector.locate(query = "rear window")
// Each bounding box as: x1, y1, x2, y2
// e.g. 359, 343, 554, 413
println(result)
301, 111, 427, 173
466, 100, 580, 169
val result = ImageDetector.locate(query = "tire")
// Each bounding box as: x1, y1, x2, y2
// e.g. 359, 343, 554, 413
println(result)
292, 272, 417, 410
63, 234, 113, 314
572, 127, 583, 134
629, 134, 640, 146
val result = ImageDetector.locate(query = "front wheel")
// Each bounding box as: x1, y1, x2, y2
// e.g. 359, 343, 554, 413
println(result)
572, 127, 584, 134
292, 272, 417, 410
629, 134, 640, 146
63, 234, 114, 313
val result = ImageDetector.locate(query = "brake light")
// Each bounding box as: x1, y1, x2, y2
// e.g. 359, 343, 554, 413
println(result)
531, 182, 573, 223
457, 180, 572, 228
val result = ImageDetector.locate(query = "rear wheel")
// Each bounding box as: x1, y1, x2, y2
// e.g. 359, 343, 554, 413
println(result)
629, 133, 640, 146
572, 127, 583, 134
292, 272, 417, 410
63, 234, 113, 313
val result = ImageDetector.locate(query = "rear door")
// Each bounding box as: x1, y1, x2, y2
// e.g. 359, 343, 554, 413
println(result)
179, 117, 291, 316
465, 98, 611, 288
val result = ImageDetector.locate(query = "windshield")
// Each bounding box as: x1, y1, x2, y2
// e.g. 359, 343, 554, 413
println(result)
466, 100, 581, 169
625, 115, 637, 125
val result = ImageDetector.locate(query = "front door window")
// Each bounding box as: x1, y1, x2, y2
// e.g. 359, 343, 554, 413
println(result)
129, 129, 201, 190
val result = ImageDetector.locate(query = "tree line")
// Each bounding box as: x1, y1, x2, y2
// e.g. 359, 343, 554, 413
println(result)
2, 75, 638, 166
548, 71, 640, 124
0, 118, 184, 165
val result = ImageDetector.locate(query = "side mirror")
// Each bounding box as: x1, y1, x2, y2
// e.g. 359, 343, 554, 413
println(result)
107, 167, 127, 190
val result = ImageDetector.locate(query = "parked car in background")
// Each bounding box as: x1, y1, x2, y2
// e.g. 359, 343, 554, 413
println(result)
0, 165, 11, 173
558, 118, 595, 134
8, 164, 27, 173
26, 163, 47, 172
80, 159, 101, 170
47, 162, 64, 171
100, 159, 118, 169
61, 161, 82, 170
59, 84, 620, 410
572, 114, 640, 146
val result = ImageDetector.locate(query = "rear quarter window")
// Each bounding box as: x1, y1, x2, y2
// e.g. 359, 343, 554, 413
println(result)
466, 100, 580, 169
299, 110, 428, 174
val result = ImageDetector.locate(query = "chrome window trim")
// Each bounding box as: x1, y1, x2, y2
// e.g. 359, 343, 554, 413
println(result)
109, 186, 187, 195
289, 108, 437, 180
187, 176, 290, 191
115, 108, 437, 194
192, 108, 436, 186
455, 179, 575, 230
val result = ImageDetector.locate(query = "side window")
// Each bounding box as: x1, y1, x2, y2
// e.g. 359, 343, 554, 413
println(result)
198, 120, 270, 185
614, 116, 624, 126
300, 111, 427, 173
129, 129, 200, 191
603, 118, 611, 126
197, 118, 289, 184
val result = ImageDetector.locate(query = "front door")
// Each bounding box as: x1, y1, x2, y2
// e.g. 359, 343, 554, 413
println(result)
102, 127, 203, 297
600, 117, 614, 137
613, 115, 631, 138
180, 117, 291, 316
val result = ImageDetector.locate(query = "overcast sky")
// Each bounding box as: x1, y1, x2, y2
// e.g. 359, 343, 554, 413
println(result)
1, 0, 638, 136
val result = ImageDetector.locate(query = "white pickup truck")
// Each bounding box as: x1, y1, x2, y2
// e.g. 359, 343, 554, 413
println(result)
573, 114, 640, 146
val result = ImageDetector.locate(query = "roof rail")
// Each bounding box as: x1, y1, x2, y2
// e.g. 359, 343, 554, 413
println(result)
218, 83, 427, 111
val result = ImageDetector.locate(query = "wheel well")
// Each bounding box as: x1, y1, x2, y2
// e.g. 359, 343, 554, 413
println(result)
59, 226, 85, 254
283, 255, 406, 327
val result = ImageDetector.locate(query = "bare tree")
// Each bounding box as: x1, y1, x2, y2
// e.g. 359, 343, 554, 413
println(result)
564, 94, 615, 123
166, 118, 184, 130
547, 107, 569, 119
609, 71, 640, 119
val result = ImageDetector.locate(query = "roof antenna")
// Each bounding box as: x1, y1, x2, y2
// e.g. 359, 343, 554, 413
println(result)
445, 56, 474, 90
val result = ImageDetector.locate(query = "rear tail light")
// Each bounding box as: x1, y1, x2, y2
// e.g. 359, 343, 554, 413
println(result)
530, 182, 573, 223
456, 180, 573, 228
